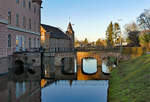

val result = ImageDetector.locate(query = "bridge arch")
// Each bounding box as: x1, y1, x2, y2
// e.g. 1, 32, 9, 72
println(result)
61, 57, 75, 74
81, 57, 98, 75
61, 58, 65, 73
14, 60, 24, 75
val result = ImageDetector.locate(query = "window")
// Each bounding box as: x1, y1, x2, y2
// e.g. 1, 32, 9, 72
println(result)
34, 21, 36, 31
34, 38, 36, 48
16, 14, 19, 26
34, 6, 36, 13
29, 38, 31, 48
29, 18, 31, 29
16, 0, 19, 4
16, 35, 25, 51
22, 37, 25, 51
16, 36, 19, 51
8, 12, 11, 24
8, 35, 11, 47
29, 1, 31, 10
37, 38, 40, 48
23, 16, 26, 28
23, 0, 26, 8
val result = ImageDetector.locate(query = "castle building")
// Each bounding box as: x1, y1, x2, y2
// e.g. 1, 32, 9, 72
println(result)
0, 0, 42, 58
41, 22, 75, 52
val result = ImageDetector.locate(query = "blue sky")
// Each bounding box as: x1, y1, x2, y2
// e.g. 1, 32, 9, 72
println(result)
41, 0, 150, 41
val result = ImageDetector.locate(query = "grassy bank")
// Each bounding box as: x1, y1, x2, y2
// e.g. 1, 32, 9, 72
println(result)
109, 54, 150, 102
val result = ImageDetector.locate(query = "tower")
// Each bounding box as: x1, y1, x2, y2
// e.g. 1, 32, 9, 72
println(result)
66, 22, 75, 51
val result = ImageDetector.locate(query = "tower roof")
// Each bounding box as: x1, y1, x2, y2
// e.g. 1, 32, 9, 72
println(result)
66, 22, 74, 34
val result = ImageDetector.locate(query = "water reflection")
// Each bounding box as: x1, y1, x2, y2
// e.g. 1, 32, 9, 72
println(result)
102, 59, 111, 74
42, 80, 108, 102
0, 71, 109, 102
0, 75, 41, 102
43, 56, 77, 80
0, 51, 112, 102
82, 58, 97, 74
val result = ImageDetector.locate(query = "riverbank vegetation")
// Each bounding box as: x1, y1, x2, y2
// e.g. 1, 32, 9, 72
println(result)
109, 54, 150, 102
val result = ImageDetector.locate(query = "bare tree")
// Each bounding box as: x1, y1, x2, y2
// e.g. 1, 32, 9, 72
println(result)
124, 22, 139, 33
137, 9, 150, 30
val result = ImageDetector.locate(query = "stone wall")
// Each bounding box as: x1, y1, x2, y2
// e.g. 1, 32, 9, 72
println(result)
0, 57, 10, 75
0, 75, 8, 102
0, 23, 8, 58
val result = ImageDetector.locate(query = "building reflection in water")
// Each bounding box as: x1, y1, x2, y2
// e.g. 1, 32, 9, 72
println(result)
0, 71, 41, 102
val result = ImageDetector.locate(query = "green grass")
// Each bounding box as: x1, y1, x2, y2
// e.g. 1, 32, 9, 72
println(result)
109, 55, 150, 102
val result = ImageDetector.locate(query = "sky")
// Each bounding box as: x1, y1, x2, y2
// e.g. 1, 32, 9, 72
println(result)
41, 0, 150, 41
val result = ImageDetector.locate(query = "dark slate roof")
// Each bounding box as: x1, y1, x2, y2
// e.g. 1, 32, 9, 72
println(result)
41, 24, 70, 40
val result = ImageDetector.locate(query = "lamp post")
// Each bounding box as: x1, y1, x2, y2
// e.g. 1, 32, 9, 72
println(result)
40, 33, 45, 78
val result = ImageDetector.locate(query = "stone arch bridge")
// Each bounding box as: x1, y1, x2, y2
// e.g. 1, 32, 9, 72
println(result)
76, 51, 122, 80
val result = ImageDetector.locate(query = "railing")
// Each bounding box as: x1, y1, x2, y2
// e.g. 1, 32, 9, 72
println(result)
0, 47, 74, 58
75, 46, 121, 52
14, 48, 40, 54
43, 48, 74, 53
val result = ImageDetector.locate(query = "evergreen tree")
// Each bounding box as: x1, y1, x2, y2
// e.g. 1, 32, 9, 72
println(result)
106, 22, 114, 47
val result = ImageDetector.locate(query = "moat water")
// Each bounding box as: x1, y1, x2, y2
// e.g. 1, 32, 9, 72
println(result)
0, 52, 111, 102
42, 80, 108, 102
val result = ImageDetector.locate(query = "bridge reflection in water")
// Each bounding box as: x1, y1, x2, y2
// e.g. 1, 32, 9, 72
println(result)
42, 51, 111, 80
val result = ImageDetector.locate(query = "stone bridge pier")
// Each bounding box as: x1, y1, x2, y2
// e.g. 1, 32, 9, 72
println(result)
43, 52, 76, 79
9, 52, 41, 74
